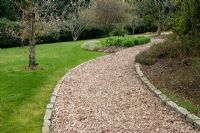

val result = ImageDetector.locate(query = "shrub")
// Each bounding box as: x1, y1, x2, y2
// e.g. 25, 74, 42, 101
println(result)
138, 36, 151, 44
101, 36, 151, 47
135, 51, 156, 65
0, 18, 22, 48
79, 28, 106, 40
135, 36, 200, 65
135, 41, 172, 65
121, 38, 135, 47
170, 1, 200, 40
81, 40, 104, 51
109, 27, 128, 36
37, 32, 60, 44
0, 32, 21, 48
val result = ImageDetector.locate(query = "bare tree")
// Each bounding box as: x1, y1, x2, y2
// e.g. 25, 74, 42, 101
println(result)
62, 1, 89, 41
89, 0, 132, 34
129, 15, 143, 35
63, 11, 86, 41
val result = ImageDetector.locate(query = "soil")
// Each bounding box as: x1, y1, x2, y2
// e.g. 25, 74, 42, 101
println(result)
98, 46, 125, 53
141, 58, 200, 116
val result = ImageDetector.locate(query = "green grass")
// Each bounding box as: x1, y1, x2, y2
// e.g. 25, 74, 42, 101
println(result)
0, 41, 105, 133
160, 88, 199, 113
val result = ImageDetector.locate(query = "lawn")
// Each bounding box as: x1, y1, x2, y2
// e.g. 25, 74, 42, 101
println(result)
0, 41, 105, 133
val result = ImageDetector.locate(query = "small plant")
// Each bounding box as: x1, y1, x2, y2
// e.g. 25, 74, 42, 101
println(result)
81, 40, 104, 51
135, 41, 172, 65
121, 38, 135, 47
135, 51, 156, 65
101, 36, 151, 47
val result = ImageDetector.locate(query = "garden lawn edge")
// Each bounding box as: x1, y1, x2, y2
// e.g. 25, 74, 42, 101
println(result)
135, 63, 200, 130
42, 54, 111, 133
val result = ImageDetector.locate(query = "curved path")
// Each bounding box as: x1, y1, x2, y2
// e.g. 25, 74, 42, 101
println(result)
51, 39, 199, 133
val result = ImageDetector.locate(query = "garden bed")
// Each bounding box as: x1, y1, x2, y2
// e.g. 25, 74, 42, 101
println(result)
141, 59, 200, 117
136, 36, 200, 117
81, 36, 151, 53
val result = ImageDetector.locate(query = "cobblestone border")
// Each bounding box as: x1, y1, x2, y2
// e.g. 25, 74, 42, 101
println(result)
42, 54, 111, 133
135, 63, 200, 130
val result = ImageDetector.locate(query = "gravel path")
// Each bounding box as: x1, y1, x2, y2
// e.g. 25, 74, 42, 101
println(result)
51, 39, 199, 133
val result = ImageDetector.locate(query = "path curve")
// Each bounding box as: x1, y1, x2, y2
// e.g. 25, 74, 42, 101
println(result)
51, 39, 199, 133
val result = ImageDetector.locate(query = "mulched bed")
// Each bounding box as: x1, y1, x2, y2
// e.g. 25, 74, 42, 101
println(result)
141, 58, 200, 116
98, 46, 125, 53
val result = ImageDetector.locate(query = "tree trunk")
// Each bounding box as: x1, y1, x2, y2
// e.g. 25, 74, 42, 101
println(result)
29, 44, 36, 68
29, 12, 37, 69
132, 27, 136, 35
73, 37, 78, 41
72, 34, 78, 41
156, 0, 162, 35
157, 17, 162, 35
121, 24, 125, 37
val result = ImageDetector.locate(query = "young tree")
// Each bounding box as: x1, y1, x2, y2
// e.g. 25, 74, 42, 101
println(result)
62, 1, 89, 41
129, 15, 143, 35
14, 0, 38, 69
15, 0, 61, 69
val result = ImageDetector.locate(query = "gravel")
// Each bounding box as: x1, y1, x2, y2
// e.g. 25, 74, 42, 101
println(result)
50, 39, 199, 133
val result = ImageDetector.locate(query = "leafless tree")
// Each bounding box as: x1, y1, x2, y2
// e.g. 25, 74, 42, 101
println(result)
129, 15, 143, 35
62, 1, 89, 41
89, 0, 132, 34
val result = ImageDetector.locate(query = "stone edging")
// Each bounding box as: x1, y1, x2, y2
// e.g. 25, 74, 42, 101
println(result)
135, 63, 200, 130
42, 54, 111, 133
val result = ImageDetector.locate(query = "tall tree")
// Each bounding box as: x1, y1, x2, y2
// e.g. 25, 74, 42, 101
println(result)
89, 0, 132, 34
172, 0, 200, 38
133, 0, 171, 35
14, 0, 37, 69
155, 0, 163, 35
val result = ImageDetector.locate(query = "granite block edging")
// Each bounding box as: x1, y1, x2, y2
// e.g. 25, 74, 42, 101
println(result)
135, 63, 200, 130
42, 54, 112, 133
